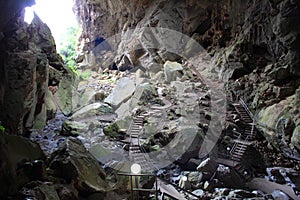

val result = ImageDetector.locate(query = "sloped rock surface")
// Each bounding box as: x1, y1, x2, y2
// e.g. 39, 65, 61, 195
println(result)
258, 93, 300, 154
49, 137, 107, 194
104, 77, 135, 109
0, 134, 45, 197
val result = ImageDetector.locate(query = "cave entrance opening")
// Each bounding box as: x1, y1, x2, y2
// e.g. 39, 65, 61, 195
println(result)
24, 0, 81, 75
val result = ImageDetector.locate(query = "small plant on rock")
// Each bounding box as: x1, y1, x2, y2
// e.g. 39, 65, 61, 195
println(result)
103, 123, 119, 139
0, 123, 5, 133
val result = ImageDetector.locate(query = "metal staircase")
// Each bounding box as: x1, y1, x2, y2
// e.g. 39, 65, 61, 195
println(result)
128, 106, 164, 173
218, 98, 257, 181
230, 137, 250, 162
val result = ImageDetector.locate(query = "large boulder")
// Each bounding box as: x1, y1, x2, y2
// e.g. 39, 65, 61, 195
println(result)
61, 120, 89, 136
291, 126, 300, 150
160, 125, 203, 165
133, 82, 160, 105
0, 134, 45, 197
163, 61, 183, 83
197, 157, 218, 172
49, 138, 107, 194
0, 51, 48, 135
104, 77, 135, 109
115, 81, 160, 120
71, 102, 112, 120
55, 73, 77, 116
45, 88, 58, 120
257, 94, 300, 152
89, 143, 127, 165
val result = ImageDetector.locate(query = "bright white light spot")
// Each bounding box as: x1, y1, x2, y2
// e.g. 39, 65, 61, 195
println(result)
131, 163, 141, 174
24, 7, 34, 24
24, 0, 78, 47
181, 176, 188, 181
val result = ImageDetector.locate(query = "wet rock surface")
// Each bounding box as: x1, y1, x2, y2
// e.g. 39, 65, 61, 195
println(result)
0, 134, 45, 197
49, 137, 107, 194
0, 11, 65, 135
0, 0, 299, 199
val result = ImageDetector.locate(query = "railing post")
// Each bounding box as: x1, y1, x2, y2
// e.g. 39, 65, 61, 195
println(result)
155, 176, 158, 200
230, 130, 241, 155
130, 175, 133, 200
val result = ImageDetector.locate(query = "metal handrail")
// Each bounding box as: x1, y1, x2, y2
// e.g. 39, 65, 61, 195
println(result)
250, 120, 255, 138
128, 87, 171, 173
230, 134, 250, 158
239, 98, 255, 121
239, 97, 256, 140
117, 172, 159, 200
128, 115, 136, 145
138, 121, 160, 172
230, 130, 242, 155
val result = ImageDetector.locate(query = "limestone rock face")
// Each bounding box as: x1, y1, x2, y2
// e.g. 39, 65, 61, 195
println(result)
258, 93, 300, 153
55, 74, 77, 116
0, 51, 47, 134
0, 11, 64, 135
73, 0, 237, 68
214, 0, 300, 107
0, 0, 35, 32
73, 0, 300, 157
74, 0, 300, 103
28, 14, 64, 71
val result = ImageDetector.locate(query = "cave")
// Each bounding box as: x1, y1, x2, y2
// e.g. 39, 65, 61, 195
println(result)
0, 0, 300, 199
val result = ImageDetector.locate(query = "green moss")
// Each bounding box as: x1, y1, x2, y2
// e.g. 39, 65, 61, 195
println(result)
79, 71, 92, 80
103, 123, 119, 138
291, 126, 300, 150
258, 99, 264, 108
150, 145, 160, 152
259, 95, 295, 128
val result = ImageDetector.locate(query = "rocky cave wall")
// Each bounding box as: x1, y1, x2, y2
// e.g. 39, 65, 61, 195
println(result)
0, 0, 65, 135
74, 0, 300, 96
74, 0, 300, 150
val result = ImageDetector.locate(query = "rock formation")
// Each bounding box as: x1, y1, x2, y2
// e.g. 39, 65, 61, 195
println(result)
74, 0, 300, 153
0, 0, 299, 199
0, 1, 65, 135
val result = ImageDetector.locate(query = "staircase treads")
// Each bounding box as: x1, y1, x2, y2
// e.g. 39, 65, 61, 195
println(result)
230, 157, 241, 161
232, 150, 244, 155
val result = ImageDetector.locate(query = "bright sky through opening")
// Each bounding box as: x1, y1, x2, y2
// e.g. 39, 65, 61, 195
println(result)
24, 0, 78, 44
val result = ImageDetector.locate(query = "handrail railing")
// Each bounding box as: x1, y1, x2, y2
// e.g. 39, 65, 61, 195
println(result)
231, 135, 250, 157
239, 98, 256, 139
239, 98, 255, 121
230, 130, 242, 155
